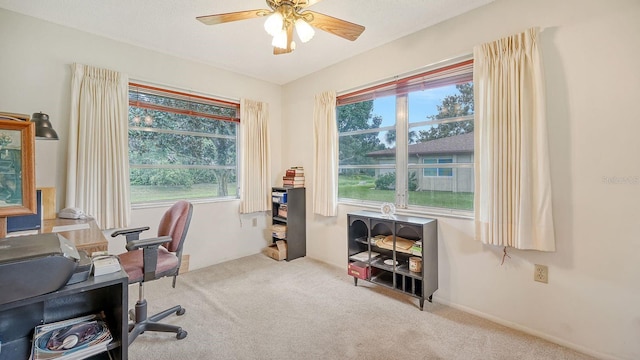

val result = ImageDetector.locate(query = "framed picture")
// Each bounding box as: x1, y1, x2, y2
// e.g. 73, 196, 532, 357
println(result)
0, 115, 36, 217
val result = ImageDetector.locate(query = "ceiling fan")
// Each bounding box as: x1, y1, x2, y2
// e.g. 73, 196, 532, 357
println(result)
196, 0, 365, 55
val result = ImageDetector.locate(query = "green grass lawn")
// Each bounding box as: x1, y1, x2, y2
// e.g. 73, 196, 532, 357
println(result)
338, 175, 473, 210
131, 177, 472, 210
130, 183, 237, 203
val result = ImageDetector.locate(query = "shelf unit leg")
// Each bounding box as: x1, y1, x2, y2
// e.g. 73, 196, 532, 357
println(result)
420, 298, 425, 311
353, 277, 358, 286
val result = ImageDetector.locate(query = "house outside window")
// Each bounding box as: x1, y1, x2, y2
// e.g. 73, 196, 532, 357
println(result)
423, 157, 453, 177
128, 83, 240, 204
336, 58, 474, 212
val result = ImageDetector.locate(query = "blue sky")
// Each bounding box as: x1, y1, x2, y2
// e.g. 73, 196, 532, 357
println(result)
372, 84, 459, 126
371, 84, 460, 145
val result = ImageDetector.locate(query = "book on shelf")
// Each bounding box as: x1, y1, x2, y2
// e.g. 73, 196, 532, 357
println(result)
282, 176, 305, 181
285, 168, 304, 177
282, 173, 305, 186
282, 181, 304, 187
30, 313, 113, 360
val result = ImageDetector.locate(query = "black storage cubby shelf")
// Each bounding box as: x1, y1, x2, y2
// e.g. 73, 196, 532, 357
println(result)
272, 187, 306, 261
347, 210, 437, 310
0, 270, 129, 360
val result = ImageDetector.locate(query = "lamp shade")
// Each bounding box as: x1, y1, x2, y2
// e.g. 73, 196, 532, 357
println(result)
31, 112, 59, 140
272, 29, 288, 49
264, 12, 284, 36
294, 18, 315, 43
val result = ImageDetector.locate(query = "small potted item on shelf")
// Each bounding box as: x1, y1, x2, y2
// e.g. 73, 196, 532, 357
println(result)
410, 241, 422, 256
409, 256, 422, 272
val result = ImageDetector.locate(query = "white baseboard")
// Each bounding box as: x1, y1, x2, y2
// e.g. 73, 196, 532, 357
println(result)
433, 296, 619, 360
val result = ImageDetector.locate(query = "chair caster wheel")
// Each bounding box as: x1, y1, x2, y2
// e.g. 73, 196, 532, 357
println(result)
177, 330, 187, 340
176, 308, 186, 316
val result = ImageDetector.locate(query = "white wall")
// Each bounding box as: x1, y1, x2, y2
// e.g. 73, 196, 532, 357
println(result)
0, 8, 283, 270
282, 0, 640, 359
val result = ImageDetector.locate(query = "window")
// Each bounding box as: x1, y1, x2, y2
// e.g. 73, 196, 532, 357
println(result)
336, 59, 474, 212
423, 157, 453, 177
128, 83, 240, 204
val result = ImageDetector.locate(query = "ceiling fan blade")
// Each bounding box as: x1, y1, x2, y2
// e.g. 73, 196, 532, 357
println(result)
273, 24, 295, 55
273, 46, 293, 55
304, 11, 365, 41
196, 9, 267, 25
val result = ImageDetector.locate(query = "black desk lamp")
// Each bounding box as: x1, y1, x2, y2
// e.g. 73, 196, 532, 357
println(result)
31, 112, 59, 140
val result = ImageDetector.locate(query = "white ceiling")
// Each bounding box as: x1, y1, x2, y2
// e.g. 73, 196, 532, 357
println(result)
0, 0, 494, 85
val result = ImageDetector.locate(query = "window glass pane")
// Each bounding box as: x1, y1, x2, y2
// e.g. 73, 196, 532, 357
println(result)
130, 168, 237, 203
338, 96, 397, 202
338, 130, 394, 166
337, 62, 474, 212
438, 168, 453, 177
129, 88, 238, 204
129, 129, 236, 167
407, 81, 474, 211
338, 167, 396, 203
129, 108, 236, 135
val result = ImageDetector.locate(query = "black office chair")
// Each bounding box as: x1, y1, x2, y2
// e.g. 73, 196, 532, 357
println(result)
111, 200, 193, 345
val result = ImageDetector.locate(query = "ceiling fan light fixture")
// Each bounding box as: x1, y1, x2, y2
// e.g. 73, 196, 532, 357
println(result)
196, 1, 366, 55
264, 11, 284, 36
294, 18, 314, 43
272, 29, 288, 49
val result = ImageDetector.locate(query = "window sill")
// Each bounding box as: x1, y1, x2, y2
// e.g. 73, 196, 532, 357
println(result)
338, 199, 473, 220
131, 197, 238, 210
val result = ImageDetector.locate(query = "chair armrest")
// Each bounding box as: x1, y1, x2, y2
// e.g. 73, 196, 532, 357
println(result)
111, 226, 151, 242
125, 236, 172, 251
123, 235, 172, 282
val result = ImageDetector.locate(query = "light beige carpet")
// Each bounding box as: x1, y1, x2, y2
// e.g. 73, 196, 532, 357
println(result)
127, 254, 596, 360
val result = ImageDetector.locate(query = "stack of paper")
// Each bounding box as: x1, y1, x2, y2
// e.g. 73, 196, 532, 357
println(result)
30, 313, 113, 360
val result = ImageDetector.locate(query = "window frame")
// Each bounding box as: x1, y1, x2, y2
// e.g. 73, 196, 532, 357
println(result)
127, 82, 240, 205
336, 57, 474, 216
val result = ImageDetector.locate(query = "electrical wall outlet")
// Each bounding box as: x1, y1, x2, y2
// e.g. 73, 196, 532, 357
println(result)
534, 264, 548, 283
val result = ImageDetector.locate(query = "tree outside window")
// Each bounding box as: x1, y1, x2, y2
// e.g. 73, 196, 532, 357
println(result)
128, 84, 239, 204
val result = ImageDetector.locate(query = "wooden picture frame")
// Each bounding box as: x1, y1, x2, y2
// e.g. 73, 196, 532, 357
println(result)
0, 115, 36, 218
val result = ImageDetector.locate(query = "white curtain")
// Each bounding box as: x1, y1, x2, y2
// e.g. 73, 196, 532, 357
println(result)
312, 91, 338, 216
473, 28, 556, 251
239, 98, 271, 214
67, 63, 130, 229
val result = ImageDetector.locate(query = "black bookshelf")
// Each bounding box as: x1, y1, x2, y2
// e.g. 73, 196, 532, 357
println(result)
272, 187, 306, 261
347, 210, 437, 310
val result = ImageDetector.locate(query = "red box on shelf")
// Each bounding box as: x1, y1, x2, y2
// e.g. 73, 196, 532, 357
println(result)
348, 261, 377, 280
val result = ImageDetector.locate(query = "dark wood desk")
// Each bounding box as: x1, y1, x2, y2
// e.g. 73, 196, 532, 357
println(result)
41, 218, 109, 255
0, 270, 129, 360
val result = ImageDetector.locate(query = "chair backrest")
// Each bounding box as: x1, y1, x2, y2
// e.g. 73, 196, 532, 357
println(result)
158, 200, 193, 253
